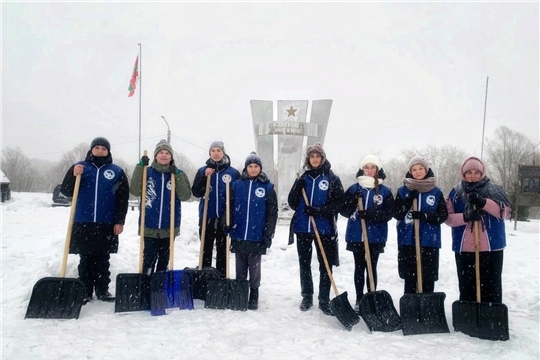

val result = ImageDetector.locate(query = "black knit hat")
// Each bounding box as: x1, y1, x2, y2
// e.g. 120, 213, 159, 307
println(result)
244, 151, 262, 170
90, 137, 111, 152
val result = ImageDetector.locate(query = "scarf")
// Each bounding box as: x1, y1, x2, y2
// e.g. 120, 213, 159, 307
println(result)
454, 176, 511, 215
206, 154, 231, 171
357, 175, 384, 189
85, 150, 112, 168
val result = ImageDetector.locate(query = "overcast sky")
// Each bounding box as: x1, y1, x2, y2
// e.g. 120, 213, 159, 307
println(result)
2, 2, 538, 171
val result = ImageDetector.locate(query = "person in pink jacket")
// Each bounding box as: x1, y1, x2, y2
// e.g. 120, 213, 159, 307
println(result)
445, 157, 511, 303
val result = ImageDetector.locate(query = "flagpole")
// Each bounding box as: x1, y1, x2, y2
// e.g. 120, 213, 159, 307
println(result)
480, 76, 489, 160
138, 43, 142, 158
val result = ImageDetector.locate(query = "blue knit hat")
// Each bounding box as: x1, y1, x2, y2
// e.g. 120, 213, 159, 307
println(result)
244, 151, 262, 170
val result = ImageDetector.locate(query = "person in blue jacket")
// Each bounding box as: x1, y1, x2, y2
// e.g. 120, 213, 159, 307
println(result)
288, 143, 344, 316
340, 154, 393, 313
228, 152, 278, 310
129, 140, 192, 275
393, 155, 448, 295
61, 137, 129, 304
191, 141, 241, 278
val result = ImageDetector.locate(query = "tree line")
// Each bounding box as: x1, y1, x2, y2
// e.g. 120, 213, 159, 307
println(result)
2, 126, 538, 217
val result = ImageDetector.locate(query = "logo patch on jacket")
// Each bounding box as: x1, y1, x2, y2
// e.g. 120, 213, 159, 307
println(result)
255, 187, 266, 198
319, 180, 329, 191
103, 169, 115, 180
426, 195, 436, 206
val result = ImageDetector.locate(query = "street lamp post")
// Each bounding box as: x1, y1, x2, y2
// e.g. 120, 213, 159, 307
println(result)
161, 115, 171, 143
533, 142, 540, 166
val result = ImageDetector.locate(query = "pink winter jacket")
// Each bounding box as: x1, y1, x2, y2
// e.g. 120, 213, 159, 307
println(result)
445, 198, 511, 252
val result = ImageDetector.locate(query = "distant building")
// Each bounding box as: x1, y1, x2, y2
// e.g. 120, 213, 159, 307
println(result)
1, 170, 11, 202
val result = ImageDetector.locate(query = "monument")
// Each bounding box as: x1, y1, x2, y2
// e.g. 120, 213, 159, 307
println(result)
250, 99, 333, 217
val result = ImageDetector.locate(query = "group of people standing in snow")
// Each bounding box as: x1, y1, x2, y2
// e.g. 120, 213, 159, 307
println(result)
61, 137, 511, 315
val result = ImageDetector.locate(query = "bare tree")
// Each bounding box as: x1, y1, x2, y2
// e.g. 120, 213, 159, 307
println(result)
46, 143, 90, 188
1, 147, 44, 192
486, 126, 534, 196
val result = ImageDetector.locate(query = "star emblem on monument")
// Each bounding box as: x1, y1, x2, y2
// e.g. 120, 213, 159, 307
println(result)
286, 106, 297, 117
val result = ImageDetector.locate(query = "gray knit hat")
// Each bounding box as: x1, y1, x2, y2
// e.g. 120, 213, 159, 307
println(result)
154, 139, 174, 158
304, 142, 326, 168
209, 141, 225, 155
408, 155, 430, 173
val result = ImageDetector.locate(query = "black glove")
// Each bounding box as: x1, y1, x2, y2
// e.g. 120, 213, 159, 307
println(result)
463, 209, 482, 222
411, 211, 427, 220
263, 236, 272, 248
139, 155, 150, 166
206, 159, 217, 169
169, 164, 180, 175
357, 210, 372, 220
354, 188, 363, 199
296, 178, 306, 189
469, 193, 486, 209
304, 206, 320, 217
222, 224, 231, 234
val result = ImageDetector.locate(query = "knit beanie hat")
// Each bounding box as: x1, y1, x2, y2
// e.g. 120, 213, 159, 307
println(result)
154, 139, 174, 158
460, 156, 486, 180
360, 154, 382, 169
305, 142, 326, 168
408, 155, 430, 173
90, 137, 111, 152
244, 151, 262, 170
209, 141, 226, 155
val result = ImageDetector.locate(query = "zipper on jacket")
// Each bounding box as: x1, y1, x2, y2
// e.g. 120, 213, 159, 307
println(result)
158, 173, 164, 228
214, 172, 220, 217
93, 164, 101, 222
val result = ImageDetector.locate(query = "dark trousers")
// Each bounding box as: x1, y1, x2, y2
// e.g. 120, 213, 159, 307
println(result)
455, 250, 504, 303
143, 237, 170, 275
296, 233, 335, 302
200, 224, 227, 278
235, 252, 262, 288
352, 245, 382, 302
398, 245, 439, 294
78, 253, 111, 296
404, 279, 435, 294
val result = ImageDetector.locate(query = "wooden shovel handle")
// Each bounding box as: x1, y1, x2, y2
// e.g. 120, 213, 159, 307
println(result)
413, 198, 423, 293
474, 218, 481, 303
139, 150, 148, 274
60, 173, 81, 278
358, 197, 376, 293
298, 174, 340, 297
224, 175, 231, 280
169, 168, 176, 271
198, 174, 212, 269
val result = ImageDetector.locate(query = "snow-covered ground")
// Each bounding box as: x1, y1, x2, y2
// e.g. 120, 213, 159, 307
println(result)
2, 192, 539, 359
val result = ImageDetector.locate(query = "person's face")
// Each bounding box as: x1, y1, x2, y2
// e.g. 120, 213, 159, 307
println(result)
91, 145, 108, 157
464, 170, 483, 182
309, 153, 322, 168
156, 150, 172, 165
410, 164, 427, 180
246, 163, 261, 178
210, 147, 224, 162
362, 163, 378, 177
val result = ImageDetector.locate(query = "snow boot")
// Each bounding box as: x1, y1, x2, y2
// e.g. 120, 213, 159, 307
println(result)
248, 287, 259, 310
319, 300, 334, 316
299, 296, 313, 311
96, 291, 115, 302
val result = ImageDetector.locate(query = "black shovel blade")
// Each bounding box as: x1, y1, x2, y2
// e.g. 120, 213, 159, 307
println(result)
25, 277, 86, 319
205, 278, 249, 311
150, 270, 194, 316
400, 292, 450, 335
330, 291, 360, 331
359, 290, 402, 332
452, 300, 509, 341
183, 267, 222, 300
114, 273, 151, 313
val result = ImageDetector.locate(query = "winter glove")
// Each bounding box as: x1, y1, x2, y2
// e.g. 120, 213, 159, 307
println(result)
263, 236, 272, 249
222, 224, 231, 235
139, 155, 150, 166
411, 211, 427, 220
469, 193, 486, 209
296, 178, 306, 189
463, 209, 482, 222
405, 190, 418, 209
206, 159, 217, 169
357, 210, 373, 221
169, 164, 180, 175
354, 188, 363, 199
304, 206, 320, 217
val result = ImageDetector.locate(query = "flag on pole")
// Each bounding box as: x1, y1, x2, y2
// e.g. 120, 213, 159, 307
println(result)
127, 56, 139, 97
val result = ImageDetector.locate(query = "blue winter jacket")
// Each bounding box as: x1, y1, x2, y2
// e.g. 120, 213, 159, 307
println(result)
143, 167, 181, 230
230, 178, 275, 242
193, 165, 241, 220
395, 186, 445, 248
74, 161, 125, 224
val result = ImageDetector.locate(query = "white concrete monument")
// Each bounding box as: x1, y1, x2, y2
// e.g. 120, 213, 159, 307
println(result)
250, 99, 333, 216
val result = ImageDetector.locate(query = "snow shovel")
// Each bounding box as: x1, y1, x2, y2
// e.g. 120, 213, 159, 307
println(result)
300, 184, 359, 331
25, 174, 86, 319
400, 199, 449, 335
452, 219, 509, 341
205, 174, 249, 311
184, 174, 222, 300
150, 171, 194, 316
358, 198, 402, 332
115, 151, 151, 313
